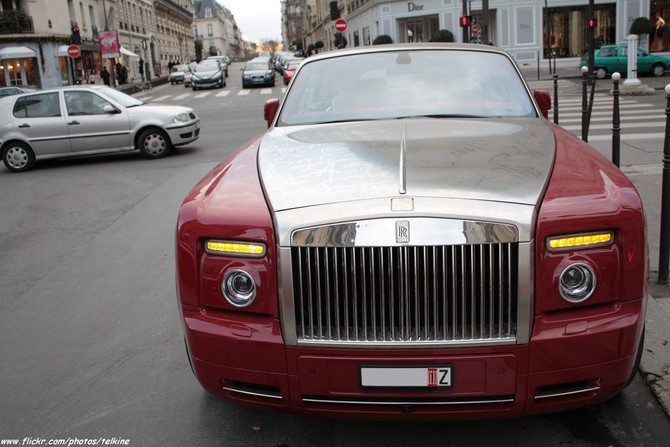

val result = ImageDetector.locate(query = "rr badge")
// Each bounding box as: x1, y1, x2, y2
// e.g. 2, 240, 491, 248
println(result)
396, 220, 410, 243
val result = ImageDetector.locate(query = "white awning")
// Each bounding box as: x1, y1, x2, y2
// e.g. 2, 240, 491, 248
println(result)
0, 46, 36, 59
119, 46, 139, 57
57, 45, 70, 57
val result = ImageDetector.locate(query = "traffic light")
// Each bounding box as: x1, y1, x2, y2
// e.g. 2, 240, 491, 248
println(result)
71, 25, 81, 44
459, 16, 472, 28
588, 18, 597, 28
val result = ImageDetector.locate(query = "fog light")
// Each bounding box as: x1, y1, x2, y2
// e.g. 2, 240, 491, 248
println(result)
222, 270, 256, 307
559, 263, 596, 303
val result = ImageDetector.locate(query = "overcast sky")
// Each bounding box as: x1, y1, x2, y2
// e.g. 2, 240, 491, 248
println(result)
218, 0, 283, 43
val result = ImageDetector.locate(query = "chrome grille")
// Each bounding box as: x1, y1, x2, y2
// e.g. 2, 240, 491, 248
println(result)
292, 244, 517, 345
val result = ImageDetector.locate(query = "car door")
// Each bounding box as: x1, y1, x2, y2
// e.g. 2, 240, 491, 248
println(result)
11, 92, 71, 156
63, 90, 131, 153
635, 48, 654, 73
615, 46, 630, 73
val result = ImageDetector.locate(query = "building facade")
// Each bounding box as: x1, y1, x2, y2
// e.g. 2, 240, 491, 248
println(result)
288, 0, 670, 66
193, 0, 244, 59
0, 0, 248, 89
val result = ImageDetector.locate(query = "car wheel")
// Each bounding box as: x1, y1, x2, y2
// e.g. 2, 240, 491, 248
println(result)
651, 63, 666, 77
595, 67, 607, 79
138, 128, 172, 159
2, 141, 36, 172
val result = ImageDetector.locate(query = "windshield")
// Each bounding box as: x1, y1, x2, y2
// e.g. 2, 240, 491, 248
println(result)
277, 49, 536, 126
195, 62, 219, 72
98, 86, 143, 107
246, 62, 270, 71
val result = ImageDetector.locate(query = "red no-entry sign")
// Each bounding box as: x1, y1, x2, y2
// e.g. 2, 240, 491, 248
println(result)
67, 45, 81, 58
334, 18, 348, 33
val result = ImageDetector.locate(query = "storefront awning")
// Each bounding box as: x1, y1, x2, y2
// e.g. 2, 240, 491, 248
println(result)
0, 46, 36, 59
119, 46, 139, 58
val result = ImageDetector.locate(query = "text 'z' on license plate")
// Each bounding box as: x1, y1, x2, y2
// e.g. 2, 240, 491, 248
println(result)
360, 366, 453, 389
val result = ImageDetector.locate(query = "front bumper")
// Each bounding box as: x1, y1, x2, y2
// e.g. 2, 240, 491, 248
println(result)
181, 297, 646, 420
164, 120, 200, 146
192, 77, 222, 89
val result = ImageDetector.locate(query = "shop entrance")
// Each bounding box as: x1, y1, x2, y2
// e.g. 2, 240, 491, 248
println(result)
398, 15, 439, 43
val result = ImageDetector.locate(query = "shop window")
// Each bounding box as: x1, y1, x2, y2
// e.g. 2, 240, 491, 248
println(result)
544, 3, 615, 58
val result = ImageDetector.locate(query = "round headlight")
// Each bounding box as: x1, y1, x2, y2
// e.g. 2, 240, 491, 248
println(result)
222, 269, 256, 307
559, 263, 596, 303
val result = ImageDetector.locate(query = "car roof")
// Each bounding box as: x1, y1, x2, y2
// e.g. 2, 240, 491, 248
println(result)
9, 85, 109, 96
304, 42, 512, 63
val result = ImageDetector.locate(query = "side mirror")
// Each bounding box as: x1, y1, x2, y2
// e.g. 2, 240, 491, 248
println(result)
264, 98, 279, 128
533, 89, 551, 119
103, 104, 120, 114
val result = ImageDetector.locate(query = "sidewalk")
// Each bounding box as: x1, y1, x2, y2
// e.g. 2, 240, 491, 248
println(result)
522, 57, 670, 418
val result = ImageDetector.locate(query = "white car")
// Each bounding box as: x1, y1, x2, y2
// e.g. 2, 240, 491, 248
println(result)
168, 64, 190, 84
0, 86, 200, 172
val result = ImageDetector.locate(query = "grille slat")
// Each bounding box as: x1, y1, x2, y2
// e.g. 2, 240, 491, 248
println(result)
292, 244, 518, 345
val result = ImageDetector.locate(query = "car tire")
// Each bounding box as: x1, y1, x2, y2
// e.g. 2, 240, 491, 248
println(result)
138, 128, 172, 159
2, 141, 36, 172
651, 63, 666, 77
595, 67, 607, 79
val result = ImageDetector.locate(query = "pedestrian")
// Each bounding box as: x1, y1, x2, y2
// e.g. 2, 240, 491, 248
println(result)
652, 12, 666, 52
101, 67, 110, 86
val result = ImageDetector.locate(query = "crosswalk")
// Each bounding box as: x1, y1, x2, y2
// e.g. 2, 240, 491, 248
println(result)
555, 95, 665, 141
135, 86, 287, 102
527, 78, 665, 143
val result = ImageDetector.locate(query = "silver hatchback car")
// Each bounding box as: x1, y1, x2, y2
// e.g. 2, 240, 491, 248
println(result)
0, 86, 200, 172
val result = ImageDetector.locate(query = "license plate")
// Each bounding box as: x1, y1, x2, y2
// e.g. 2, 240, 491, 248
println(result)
361, 366, 452, 388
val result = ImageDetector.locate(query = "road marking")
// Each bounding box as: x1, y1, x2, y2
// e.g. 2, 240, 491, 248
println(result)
173, 94, 190, 100
586, 132, 666, 141
195, 92, 211, 98
561, 120, 666, 131
152, 95, 172, 102
238, 90, 251, 96
216, 90, 231, 97
260, 88, 272, 95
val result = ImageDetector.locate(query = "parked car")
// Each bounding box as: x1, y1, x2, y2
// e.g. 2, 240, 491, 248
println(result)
241, 60, 275, 88
168, 64, 190, 84
191, 60, 226, 90
579, 44, 670, 78
0, 86, 33, 97
176, 44, 648, 420
282, 59, 303, 85
0, 86, 200, 172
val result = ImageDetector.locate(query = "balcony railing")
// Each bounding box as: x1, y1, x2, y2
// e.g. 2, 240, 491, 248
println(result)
0, 10, 34, 34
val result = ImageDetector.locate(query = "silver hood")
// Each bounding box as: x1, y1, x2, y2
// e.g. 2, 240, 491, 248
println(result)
259, 119, 555, 246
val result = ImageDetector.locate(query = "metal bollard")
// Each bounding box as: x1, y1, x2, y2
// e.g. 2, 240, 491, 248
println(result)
581, 66, 589, 142
611, 73, 620, 167
553, 74, 559, 124
658, 85, 670, 284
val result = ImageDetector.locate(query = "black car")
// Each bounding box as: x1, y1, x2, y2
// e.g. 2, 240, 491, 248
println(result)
191, 60, 225, 90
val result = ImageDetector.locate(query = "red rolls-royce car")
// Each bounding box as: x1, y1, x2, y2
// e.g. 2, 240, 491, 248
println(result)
176, 44, 648, 420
